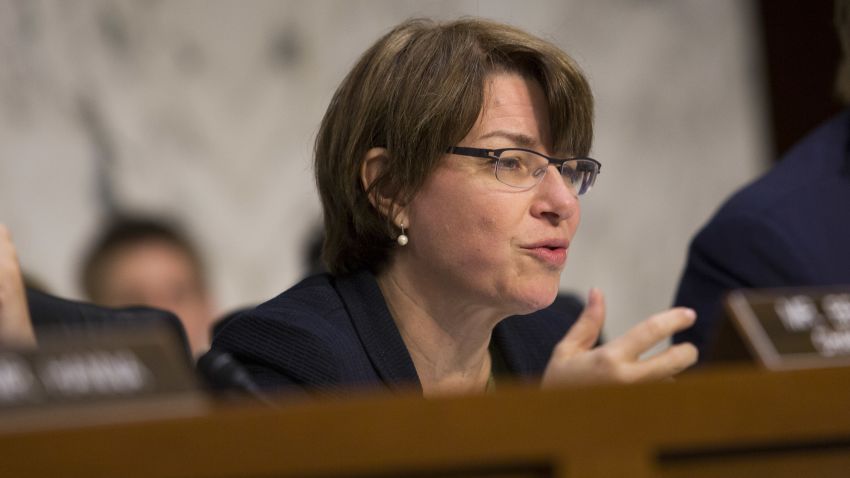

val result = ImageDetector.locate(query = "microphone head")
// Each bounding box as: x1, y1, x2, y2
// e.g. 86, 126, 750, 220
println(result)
197, 349, 260, 393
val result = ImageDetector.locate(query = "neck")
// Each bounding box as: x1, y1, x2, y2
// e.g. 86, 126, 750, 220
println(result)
376, 263, 501, 397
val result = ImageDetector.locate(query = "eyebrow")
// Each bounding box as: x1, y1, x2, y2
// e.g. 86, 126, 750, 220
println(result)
477, 130, 538, 148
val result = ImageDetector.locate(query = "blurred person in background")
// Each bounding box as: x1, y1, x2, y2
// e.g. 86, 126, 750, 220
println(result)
673, 0, 850, 359
80, 217, 215, 356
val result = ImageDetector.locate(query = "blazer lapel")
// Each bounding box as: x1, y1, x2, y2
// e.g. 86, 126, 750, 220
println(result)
335, 270, 422, 392
492, 317, 541, 379
493, 297, 583, 381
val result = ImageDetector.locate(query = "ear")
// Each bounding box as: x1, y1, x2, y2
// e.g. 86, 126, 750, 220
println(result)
360, 147, 408, 226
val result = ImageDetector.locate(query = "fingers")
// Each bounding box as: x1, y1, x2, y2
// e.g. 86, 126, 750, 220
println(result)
0, 224, 13, 253
626, 342, 699, 382
0, 224, 36, 347
0, 223, 19, 272
544, 305, 698, 388
607, 307, 696, 360
553, 288, 606, 359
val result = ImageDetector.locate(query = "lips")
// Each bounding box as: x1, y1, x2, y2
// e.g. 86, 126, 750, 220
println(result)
521, 239, 569, 268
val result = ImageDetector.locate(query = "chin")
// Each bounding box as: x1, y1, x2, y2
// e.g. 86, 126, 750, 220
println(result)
507, 282, 560, 316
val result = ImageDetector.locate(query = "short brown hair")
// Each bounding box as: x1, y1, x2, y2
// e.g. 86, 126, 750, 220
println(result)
315, 18, 594, 275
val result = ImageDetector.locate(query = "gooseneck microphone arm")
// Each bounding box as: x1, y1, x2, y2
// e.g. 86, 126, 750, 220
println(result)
197, 349, 278, 408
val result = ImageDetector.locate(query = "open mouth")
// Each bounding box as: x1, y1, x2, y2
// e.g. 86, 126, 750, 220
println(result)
524, 245, 568, 267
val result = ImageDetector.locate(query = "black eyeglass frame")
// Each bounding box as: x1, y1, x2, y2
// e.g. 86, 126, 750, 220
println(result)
447, 146, 602, 192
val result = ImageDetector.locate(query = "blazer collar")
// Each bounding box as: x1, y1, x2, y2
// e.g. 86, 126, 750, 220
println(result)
335, 270, 547, 391
493, 314, 553, 379
335, 270, 422, 392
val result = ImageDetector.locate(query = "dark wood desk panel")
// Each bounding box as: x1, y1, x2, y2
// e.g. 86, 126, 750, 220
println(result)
1, 365, 848, 477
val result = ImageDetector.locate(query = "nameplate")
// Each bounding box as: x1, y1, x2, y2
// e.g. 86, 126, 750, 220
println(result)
0, 323, 206, 430
724, 286, 850, 370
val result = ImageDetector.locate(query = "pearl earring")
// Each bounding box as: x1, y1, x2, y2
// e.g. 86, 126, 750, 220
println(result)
397, 223, 409, 246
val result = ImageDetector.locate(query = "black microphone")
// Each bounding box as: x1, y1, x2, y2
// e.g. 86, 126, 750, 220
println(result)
197, 349, 277, 407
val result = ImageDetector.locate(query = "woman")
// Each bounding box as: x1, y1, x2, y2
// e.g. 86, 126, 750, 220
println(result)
211, 18, 697, 396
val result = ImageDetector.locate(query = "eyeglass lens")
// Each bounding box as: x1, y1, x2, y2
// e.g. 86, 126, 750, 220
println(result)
494, 150, 597, 195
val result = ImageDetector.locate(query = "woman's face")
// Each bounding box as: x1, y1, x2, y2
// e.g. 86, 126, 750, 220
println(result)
400, 72, 581, 316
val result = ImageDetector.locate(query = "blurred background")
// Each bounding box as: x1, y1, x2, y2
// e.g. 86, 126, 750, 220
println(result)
0, 0, 841, 340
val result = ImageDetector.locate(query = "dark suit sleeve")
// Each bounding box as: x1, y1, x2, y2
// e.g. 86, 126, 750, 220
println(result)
673, 212, 810, 356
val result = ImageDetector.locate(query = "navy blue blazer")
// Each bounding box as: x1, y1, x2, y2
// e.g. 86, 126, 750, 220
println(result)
210, 270, 583, 395
673, 110, 850, 358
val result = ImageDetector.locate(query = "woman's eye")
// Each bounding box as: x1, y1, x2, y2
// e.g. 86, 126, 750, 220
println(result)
562, 164, 578, 180
499, 157, 523, 170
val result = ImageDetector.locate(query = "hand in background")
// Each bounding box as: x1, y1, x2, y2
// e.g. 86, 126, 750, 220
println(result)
0, 224, 36, 348
542, 289, 697, 387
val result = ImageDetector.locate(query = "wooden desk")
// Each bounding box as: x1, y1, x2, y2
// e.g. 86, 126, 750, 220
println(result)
1, 365, 848, 477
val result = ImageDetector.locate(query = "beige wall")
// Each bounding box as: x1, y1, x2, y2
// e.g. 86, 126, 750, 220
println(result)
0, 0, 768, 340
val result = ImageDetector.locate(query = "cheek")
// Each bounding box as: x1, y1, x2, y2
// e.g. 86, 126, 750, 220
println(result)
452, 214, 502, 262
471, 208, 512, 246
424, 198, 519, 266
408, 167, 527, 268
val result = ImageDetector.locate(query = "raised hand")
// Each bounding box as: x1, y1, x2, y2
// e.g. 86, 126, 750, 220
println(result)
542, 288, 697, 387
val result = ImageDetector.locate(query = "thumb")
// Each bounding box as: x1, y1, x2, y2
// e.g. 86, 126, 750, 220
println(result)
554, 288, 606, 359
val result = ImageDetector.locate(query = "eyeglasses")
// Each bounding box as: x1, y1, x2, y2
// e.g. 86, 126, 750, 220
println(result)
447, 146, 601, 195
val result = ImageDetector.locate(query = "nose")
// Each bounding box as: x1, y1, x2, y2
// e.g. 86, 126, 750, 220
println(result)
529, 165, 579, 224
